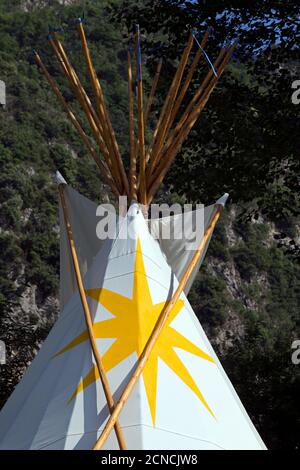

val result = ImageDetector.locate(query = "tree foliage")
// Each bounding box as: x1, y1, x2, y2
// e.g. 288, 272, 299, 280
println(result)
112, 1, 300, 226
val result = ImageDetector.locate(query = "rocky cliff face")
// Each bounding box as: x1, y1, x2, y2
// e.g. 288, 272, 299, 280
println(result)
0, 279, 59, 409
20, 0, 77, 11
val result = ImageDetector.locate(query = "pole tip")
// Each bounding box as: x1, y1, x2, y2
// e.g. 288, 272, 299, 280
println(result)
56, 171, 68, 186
216, 193, 229, 207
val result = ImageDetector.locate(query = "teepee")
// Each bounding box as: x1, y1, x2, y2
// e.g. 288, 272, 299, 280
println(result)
0, 20, 266, 450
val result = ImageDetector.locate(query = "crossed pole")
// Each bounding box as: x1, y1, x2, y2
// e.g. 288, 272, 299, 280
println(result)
58, 181, 127, 450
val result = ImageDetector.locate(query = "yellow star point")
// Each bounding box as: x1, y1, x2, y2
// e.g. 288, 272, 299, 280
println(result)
55, 238, 215, 423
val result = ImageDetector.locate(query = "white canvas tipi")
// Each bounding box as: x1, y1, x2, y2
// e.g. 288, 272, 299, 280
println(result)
0, 181, 266, 450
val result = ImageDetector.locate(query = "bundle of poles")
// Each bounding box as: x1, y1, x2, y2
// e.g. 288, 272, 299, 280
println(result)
34, 19, 235, 208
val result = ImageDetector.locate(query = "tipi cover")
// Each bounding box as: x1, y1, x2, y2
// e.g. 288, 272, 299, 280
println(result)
0, 190, 266, 450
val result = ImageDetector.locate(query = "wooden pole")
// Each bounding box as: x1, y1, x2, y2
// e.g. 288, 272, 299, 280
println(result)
104, 108, 130, 197
34, 52, 119, 197
50, 34, 105, 139
143, 58, 163, 166
149, 47, 234, 192
92, 203, 224, 450
135, 25, 147, 205
168, 45, 235, 156
135, 58, 162, 168
144, 58, 163, 125
161, 47, 227, 158
77, 20, 124, 193
58, 184, 127, 450
146, 32, 211, 179
148, 33, 194, 154
135, 58, 163, 191
77, 22, 130, 196
48, 35, 122, 192
168, 31, 210, 133
148, 46, 226, 181
127, 50, 137, 201
147, 46, 234, 204
50, 34, 126, 196
146, 33, 194, 177
77, 20, 105, 121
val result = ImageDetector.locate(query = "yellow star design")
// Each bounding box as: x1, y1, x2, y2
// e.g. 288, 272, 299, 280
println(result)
55, 239, 215, 423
